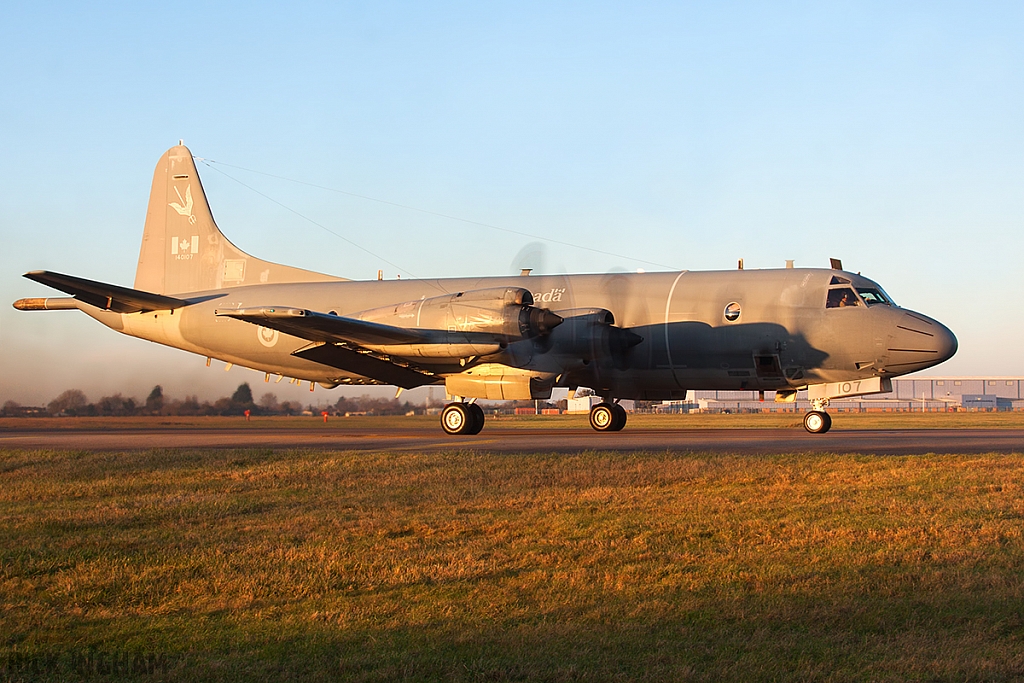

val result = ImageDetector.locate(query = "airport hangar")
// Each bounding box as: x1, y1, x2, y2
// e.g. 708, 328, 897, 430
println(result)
643, 377, 1024, 413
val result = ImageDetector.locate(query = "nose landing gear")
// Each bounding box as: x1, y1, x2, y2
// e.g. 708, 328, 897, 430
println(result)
803, 410, 832, 433
803, 398, 832, 434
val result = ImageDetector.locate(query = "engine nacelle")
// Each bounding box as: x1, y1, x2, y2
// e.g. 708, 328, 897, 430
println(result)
544, 308, 643, 359
445, 364, 557, 400
480, 307, 644, 374
354, 287, 561, 341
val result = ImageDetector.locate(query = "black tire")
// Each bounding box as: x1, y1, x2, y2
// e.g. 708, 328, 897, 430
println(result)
610, 403, 627, 431
803, 410, 832, 434
590, 403, 617, 432
467, 403, 485, 435
441, 403, 473, 435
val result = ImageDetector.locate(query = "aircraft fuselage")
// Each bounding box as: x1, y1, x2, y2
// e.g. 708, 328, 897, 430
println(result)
79, 267, 956, 400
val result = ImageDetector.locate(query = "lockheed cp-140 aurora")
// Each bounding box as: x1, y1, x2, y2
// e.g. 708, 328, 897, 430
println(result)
14, 144, 957, 434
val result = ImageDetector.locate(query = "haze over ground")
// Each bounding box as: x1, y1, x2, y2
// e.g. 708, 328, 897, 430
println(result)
2, 2, 1023, 406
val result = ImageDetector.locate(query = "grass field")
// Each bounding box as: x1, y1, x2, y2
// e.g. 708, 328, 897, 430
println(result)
2, 441, 1024, 680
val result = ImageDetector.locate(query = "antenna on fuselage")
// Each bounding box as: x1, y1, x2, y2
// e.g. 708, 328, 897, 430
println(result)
830, 258, 843, 270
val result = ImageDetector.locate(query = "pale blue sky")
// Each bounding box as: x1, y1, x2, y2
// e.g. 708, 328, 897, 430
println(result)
2, 2, 1022, 405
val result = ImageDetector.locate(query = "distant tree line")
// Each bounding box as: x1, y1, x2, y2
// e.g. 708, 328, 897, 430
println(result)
0, 385, 574, 419
330, 395, 421, 416
0, 384, 424, 418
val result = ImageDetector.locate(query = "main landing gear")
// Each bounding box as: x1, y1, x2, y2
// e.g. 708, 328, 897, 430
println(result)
589, 402, 627, 432
803, 398, 832, 434
441, 402, 485, 435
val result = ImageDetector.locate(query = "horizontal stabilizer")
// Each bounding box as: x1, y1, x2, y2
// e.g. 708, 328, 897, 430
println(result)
215, 307, 430, 346
23, 270, 188, 313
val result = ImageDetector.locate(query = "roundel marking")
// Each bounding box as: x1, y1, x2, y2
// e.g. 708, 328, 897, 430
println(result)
257, 326, 280, 347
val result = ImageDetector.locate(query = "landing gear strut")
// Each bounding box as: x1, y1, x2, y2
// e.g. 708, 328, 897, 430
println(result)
590, 402, 627, 432
441, 402, 485, 435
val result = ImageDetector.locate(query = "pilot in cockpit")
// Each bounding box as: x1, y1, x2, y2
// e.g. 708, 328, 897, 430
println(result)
826, 288, 860, 309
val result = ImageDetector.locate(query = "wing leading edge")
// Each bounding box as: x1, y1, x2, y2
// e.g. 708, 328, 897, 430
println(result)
215, 307, 429, 346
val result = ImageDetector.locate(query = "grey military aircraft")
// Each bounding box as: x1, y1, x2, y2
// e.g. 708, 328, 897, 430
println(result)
14, 144, 957, 435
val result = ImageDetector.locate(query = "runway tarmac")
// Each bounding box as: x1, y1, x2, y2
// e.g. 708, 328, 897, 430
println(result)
1, 425, 1021, 455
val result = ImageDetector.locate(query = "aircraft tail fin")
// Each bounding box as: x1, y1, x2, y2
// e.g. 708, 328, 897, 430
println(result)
134, 144, 344, 295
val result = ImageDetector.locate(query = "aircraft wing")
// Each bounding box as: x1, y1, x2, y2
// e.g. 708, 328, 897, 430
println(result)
23, 270, 188, 313
216, 307, 438, 388
215, 307, 431, 346
291, 343, 436, 389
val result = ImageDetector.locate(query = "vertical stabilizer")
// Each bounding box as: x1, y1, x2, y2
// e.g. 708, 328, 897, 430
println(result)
134, 144, 343, 295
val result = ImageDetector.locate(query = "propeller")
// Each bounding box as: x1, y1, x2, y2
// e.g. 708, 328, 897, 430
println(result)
599, 271, 645, 370
600, 270, 628, 318
510, 241, 548, 276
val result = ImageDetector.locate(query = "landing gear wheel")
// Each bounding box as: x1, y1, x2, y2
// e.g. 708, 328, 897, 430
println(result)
590, 403, 626, 432
803, 410, 832, 434
441, 403, 474, 435
467, 403, 485, 435
610, 403, 627, 431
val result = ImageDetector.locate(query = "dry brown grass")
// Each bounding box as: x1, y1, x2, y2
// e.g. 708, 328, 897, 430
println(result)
1, 446, 1023, 681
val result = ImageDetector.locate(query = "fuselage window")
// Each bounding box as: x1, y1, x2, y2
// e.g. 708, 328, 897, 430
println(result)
723, 302, 741, 321
856, 288, 890, 306
829, 275, 852, 285
826, 288, 860, 308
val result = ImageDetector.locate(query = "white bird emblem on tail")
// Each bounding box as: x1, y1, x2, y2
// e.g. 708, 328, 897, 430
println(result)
169, 185, 197, 224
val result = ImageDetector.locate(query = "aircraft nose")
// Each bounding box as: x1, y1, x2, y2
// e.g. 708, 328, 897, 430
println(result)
887, 311, 957, 372
932, 319, 958, 363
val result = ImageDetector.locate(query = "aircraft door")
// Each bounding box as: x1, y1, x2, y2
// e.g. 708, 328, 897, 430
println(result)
753, 353, 786, 387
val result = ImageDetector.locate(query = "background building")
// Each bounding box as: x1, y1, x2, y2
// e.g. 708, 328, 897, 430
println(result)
655, 378, 1024, 413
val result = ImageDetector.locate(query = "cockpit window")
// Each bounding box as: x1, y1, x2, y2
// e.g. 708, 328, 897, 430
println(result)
826, 288, 861, 308
829, 275, 852, 285
856, 288, 891, 306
